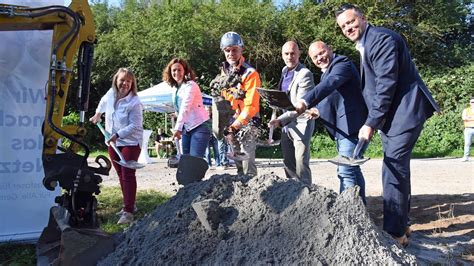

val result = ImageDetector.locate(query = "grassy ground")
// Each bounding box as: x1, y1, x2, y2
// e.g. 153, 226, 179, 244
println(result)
0, 187, 170, 264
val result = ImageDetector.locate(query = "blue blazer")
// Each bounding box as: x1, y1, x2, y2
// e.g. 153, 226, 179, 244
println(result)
303, 54, 367, 140
359, 25, 440, 136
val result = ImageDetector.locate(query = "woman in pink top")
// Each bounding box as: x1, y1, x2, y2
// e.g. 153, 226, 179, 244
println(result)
163, 58, 211, 158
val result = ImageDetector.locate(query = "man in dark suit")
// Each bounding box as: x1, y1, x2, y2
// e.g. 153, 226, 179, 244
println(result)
269, 41, 315, 186
335, 3, 440, 246
295, 41, 368, 203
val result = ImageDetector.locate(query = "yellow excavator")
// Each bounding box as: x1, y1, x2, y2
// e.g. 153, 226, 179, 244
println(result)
0, 0, 114, 264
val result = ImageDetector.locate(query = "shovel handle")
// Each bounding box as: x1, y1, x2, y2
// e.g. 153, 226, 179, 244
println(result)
96, 123, 110, 139
352, 138, 368, 159
268, 108, 277, 142
110, 142, 127, 162
96, 123, 126, 162
175, 139, 182, 157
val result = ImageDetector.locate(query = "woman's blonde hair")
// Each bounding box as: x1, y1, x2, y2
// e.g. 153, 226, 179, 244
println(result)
112, 67, 138, 96
162, 58, 196, 87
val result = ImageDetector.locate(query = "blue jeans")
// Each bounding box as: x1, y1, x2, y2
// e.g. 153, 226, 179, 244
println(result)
206, 134, 221, 166
464, 127, 474, 157
336, 136, 367, 205
218, 137, 229, 166
181, 123, 211, 158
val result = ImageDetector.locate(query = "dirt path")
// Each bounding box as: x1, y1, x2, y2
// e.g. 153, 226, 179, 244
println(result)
99, 157, 474, 263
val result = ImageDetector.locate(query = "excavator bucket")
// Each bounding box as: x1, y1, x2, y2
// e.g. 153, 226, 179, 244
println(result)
37, 153, 115, 265
37, 207, 114, 266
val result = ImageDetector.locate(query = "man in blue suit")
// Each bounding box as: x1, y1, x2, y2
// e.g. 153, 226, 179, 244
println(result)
335, 3, 440, 246
295, 41, 368, 204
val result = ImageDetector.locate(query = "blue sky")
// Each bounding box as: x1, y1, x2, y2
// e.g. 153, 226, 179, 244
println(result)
65, 0, 300, 8
65, 0, 120, 6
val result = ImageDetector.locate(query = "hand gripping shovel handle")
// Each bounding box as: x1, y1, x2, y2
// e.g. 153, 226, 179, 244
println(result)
352, 138, 368, 159
175, 139, 182, 158
96, 124, 126, 162
328, 137, 370, 167
96, 123, 145, 169
268, 108, 277, 143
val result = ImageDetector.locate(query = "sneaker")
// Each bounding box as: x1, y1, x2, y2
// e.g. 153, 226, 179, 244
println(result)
461, 156, 469, 162
116, 205, 138, 216
117, 212, 133, 225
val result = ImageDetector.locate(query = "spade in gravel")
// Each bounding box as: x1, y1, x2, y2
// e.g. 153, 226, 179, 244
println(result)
173, 139, 209, 185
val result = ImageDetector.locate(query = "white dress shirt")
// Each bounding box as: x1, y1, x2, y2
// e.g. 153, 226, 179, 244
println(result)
96, 88, 143, 147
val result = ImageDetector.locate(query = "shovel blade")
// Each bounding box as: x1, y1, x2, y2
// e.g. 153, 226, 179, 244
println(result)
114, 160, 145, 169
176, 155, 208, 185
167, 156, 180, 168
328, 155, 370, 167
256, 139, 281, 147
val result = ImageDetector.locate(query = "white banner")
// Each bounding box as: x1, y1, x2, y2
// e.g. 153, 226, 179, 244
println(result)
0, 0, 64, 242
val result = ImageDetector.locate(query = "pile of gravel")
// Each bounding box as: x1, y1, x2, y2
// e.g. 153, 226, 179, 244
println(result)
100, 174, 416, 264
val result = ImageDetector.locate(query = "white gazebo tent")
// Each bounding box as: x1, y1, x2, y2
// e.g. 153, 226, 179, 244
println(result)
136, 82, 212, 163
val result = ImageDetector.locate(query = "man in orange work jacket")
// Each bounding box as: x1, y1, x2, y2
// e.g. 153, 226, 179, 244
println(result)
218, 31, 261, 177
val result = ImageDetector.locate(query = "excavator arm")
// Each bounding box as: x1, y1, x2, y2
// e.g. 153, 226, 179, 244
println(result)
1, 0, 95, 156
0, 1, 114, 264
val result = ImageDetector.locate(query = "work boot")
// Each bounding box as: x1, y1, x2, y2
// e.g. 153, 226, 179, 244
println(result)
117, 212, 134, 225
405, 226, 413, 238
392, 234, 409, 248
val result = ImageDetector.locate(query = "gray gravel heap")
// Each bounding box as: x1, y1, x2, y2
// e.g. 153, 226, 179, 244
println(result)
100, 174, 416, 265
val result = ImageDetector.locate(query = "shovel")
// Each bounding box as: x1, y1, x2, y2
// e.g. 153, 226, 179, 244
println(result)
227, 150, 250, 161
167, 139, 181, 168
257, 108, 281, 147
328, 138, 370, 167
96, 123, 144, 169
174, 138, 209, 185
226, 134, 250, 161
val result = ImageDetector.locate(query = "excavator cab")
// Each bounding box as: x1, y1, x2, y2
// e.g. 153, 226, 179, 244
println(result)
0, 0, 114, 264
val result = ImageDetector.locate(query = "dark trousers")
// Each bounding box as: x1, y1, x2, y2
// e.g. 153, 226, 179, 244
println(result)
380, 123, 423, 237
108, 144, 141, 213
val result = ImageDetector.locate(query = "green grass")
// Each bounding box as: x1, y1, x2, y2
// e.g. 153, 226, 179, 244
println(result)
89, 149, 109, 158
0, 244, 36, 265
0, 187, 170, 264
96, 187, 170, 234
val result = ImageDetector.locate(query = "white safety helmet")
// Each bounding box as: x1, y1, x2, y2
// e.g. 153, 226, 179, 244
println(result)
220, 32, 244, 50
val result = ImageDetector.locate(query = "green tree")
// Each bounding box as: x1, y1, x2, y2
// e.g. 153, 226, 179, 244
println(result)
85, 0, 473, 156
